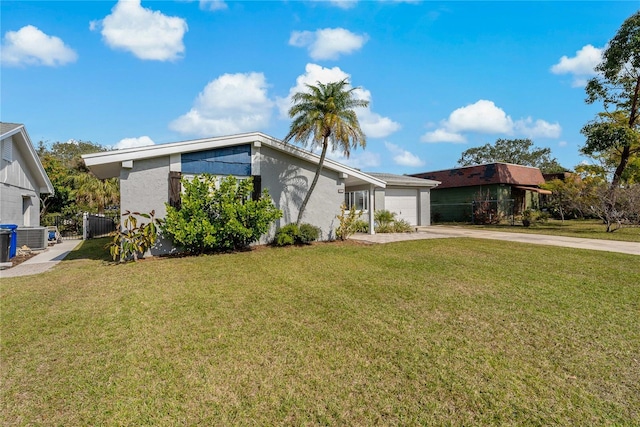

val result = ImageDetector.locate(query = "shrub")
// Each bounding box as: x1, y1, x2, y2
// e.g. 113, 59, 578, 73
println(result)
108, 210, 160, 262
162, 175, 282, 254
374, 210, 396, 229
392, 219, 414, 233
521, 209, 549, 227
274, 224, 299, 246
298, 223, 321, 244
353, 219, 369, 233
335, 203, 364, 240
273, 223, 321, 246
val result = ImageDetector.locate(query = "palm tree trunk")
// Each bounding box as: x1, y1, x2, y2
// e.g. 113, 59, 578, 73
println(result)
296, 139, 329, 225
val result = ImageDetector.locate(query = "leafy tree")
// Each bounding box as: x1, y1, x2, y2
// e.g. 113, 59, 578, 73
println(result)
581, 111, 640, 185
457, 138, 566, 173
162, 175, 282, 254
583, 11, 640, 187
37, 140, 118, 215
284, 79, 368, 224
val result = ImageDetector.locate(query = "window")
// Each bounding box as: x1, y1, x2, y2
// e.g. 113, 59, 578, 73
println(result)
345, 190, 369, 211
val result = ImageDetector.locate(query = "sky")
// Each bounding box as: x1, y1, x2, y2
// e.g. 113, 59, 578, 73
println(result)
1, 1, 638, 175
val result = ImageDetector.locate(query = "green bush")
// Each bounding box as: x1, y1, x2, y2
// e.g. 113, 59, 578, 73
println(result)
298, 223, 321, 244
392, 219, 414, 233
274, 224, 299, 246
162, 175, 282, 254
353, 219, 369, 233
374, 210, 396, 229
273, 223, 320, 246
373, 210, 415, 233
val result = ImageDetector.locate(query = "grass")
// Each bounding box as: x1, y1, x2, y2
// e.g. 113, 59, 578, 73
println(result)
2, 237, 639, 425
456, 219, 640, 243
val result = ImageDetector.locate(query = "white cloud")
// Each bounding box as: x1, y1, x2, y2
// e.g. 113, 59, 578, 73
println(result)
1, 25, 77, 67
384, 142, 424, 167
514, 117, 562, 139
550, 44, 603, 87
447, 100, 513, 134
170, 72, 273, 136
277, 63, 400, 139
558, 140, 568, 147
289, 28, 368, 60
114, 136, 155, 149
91, 0, 188, 61
421, 128, 466, 144
200, 0, 227, 11
311, 0, 358, 9
421, 99, 561, 143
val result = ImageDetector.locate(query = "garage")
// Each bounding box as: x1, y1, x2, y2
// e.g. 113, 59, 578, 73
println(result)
384, 188, 418, 225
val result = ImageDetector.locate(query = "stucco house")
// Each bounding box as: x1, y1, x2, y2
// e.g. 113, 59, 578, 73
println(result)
1, 122, 54, 227
411, 163, 550, 222
83, 132, 439, 253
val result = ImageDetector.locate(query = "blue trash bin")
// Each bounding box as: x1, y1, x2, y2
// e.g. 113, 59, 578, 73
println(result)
0, 224, 18, 259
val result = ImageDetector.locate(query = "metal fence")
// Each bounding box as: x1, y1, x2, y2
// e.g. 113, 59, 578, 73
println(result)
432, 199, 514, 225
42, 212, 119, 240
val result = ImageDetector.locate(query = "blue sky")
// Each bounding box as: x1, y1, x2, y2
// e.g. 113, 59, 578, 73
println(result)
1, 1, 637, 174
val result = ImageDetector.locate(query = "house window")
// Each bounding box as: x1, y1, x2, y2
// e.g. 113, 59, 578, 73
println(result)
345, 190, 369, 211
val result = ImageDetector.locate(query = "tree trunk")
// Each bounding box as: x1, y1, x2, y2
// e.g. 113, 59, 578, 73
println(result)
296, 139, 329, 225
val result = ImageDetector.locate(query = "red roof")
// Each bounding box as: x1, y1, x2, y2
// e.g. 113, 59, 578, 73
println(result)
411, 163, 545, 189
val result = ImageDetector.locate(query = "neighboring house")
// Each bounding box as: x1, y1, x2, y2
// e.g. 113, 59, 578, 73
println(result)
411, 163, 551, 222
83, 132, 439, 253
1, 122, 54, 227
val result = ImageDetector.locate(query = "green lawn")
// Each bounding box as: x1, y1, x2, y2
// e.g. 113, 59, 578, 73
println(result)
2, 238, 639, 425
460, 219, 640, 242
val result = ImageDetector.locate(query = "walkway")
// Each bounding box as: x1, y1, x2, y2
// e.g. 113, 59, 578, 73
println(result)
0, 239, 81, 279
351, 226, 640, 256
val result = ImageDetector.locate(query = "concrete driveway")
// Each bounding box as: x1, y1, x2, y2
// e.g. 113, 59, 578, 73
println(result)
351, 226, 640, 256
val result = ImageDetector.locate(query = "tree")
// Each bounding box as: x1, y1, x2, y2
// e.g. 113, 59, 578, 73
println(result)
457, 138, 566, 173
583, 11, 640, 187
37, 140, 118, 215
284, 79, 369, 224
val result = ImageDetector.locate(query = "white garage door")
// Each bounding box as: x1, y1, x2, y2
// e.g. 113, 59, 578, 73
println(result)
385, 188, 418, 225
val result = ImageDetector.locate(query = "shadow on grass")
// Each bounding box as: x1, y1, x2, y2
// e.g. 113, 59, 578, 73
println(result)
62, 237, 113, 262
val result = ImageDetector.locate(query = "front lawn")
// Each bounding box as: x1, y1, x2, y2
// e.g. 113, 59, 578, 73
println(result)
1, 238, 638, 425
465, 219, 640, 242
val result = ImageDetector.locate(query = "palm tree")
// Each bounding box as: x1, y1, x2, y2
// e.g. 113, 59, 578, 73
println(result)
69, 172, 119, 214
284, 79, 369, 224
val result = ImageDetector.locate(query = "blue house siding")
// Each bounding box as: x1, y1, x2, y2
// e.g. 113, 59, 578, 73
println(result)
181, 145, 251, 176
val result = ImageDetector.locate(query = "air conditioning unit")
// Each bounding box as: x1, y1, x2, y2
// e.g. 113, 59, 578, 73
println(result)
16, 227, 47, 250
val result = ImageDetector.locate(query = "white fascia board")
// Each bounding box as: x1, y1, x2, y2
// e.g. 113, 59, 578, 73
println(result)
82, 131, 386, 188
262, 137, 386, 188
13, 126, 55, 194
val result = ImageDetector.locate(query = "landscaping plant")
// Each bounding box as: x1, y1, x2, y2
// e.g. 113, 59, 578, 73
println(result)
108, 210, 160, 262
162, 175, 282, 254
273, 223, 321, 246
335, 203, 364, 240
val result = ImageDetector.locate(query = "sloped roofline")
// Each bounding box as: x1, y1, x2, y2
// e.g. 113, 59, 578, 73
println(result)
83, 132, 387, 188
418, 162, 542, 174
0, 123, 54, 194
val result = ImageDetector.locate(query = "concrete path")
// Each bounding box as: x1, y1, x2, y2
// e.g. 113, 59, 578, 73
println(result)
351, 226, 640, 256
0, 239, 81, 279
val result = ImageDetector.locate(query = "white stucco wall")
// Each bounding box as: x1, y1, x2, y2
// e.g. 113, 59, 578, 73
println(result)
119, 156, 173, 255
258, 145, 344, 241
0, 135, 41, 226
